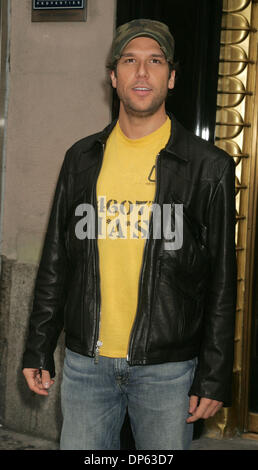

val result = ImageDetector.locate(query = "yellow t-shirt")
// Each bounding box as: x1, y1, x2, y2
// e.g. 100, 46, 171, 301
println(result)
96, 117, 171, 357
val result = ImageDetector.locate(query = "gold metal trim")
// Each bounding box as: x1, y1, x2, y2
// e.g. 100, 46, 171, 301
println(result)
240, 38, 258, 432
248, 413, 258, 433
217, 76, 253, 107
216, 122, 251, 125
221, 13, 252, 44
219, 44, 253, 76
223, 0, 252, 13
204, 0, 258, 439
221, 27, 257, 31
242, 432, 258, 441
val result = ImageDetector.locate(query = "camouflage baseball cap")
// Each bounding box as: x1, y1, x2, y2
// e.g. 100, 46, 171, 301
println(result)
110, 19, 175, 66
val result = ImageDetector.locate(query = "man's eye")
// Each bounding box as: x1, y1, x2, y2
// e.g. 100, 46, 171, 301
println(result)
125, 58, 135, 63
151, 58, 161, 64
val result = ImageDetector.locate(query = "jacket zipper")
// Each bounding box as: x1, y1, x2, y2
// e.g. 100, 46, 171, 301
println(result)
93, 143, 105, 363
126, 151, 162, 364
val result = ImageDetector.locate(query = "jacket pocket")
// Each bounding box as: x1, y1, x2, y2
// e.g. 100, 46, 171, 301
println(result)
146, 277, 203, 354
169, 190, 208, 244
162, 194, 209, 282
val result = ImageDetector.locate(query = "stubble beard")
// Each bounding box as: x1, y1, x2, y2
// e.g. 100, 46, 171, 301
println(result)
117, 88, 169, 118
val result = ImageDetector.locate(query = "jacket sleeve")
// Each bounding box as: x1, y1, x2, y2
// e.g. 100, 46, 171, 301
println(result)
22, 150, 70, 378
189, 157, 237, 406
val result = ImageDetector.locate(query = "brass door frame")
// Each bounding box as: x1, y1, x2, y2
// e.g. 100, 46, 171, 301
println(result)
228, 0, 258, 433
204, 0, 258, 438
242, 35, 258, 433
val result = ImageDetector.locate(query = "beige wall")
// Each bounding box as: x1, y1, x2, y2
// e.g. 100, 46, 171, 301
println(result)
2, 0, 116, 263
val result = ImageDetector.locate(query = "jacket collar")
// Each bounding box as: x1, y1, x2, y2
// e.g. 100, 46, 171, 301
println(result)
164, 112, 189, 162
96, 112, 189, 163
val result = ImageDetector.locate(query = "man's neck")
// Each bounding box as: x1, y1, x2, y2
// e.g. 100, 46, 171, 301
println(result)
118, 107, 168, 140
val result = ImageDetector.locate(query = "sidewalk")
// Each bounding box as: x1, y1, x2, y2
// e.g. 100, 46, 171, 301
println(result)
1, 424, 258, 450
0, 425, 58, 450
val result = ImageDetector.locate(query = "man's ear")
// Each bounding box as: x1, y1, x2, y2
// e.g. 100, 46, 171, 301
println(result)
110, 70, 117, 89
168, 69, 175, 90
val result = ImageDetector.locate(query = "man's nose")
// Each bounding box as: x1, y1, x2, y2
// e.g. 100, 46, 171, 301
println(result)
135, 61, 149, 78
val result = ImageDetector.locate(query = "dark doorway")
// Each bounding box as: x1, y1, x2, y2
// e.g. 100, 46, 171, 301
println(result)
113, 0, 222, 143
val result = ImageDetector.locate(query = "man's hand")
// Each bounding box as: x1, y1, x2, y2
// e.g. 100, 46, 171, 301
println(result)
186, 395, 223, 423
23, 368, 54, 396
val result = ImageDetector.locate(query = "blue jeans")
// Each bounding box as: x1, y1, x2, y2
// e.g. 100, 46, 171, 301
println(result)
60, 348, 197, 450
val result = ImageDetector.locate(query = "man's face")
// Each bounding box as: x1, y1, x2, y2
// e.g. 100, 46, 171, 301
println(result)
110, 36, 175, 118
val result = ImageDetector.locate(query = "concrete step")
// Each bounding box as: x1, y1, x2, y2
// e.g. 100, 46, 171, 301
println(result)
1, 424, 258, 451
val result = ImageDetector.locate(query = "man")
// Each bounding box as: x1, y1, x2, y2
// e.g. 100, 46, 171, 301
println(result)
22, 19, 237, 450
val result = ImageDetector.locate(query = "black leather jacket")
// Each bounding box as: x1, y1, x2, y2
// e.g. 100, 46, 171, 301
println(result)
22, 114, 237, 406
